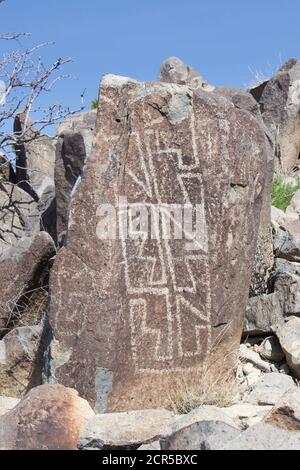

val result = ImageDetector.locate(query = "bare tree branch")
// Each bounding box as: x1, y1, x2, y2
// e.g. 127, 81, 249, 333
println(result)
0, 30, 85, 170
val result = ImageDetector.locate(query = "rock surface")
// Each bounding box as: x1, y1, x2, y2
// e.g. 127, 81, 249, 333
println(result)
275, 317, 300, 378
14, 113, 56, 200
78, 409, 177, 450
0, 232, 55, 335
247, 373, 296, 405
259, 336, 285, 363
0, 397, 19, 417
250, 59, 300, 175
160, 420, 240, 450
55, 111, 96, 244
0, 182, 40, 257
0, 384, 94, 450
49, 74, 268, 411
158, 56, 214, 91
0, 324, 44, 397
223, 421, 300, 450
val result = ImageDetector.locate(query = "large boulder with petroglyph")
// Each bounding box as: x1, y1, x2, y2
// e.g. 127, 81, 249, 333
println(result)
49, 74, 268, 411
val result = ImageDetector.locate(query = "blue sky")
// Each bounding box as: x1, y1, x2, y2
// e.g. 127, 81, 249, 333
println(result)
1, 0, 300, 114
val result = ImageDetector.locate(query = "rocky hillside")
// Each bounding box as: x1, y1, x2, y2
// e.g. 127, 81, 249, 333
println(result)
1, 57, 300, 450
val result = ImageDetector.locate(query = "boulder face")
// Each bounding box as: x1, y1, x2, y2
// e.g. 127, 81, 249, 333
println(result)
55, 111, 97, 245
49, 75, 268, 411
0, 231, 55, 336
0, 384, 94, 450
250, 59, 300, 175
159, 56, 214, 92
13, 113, 56, 200
0, 182, 40, 257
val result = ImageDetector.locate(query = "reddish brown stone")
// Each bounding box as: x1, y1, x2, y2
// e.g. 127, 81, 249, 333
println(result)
0, 384, 94, 450
49, 75, 268, 411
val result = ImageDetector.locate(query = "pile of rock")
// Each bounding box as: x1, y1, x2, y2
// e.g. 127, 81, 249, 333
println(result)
0, 383, 299, 450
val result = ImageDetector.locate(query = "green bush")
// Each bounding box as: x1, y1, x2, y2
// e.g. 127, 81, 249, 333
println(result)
271, 177, 300, 211
91, 99, 98, 110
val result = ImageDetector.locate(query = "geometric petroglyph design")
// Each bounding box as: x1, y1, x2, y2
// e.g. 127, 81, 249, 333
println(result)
121, 109, 212, 373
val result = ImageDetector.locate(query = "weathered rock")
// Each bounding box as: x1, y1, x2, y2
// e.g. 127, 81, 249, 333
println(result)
273, 217, 300, 263
138, 441, 161, 450
0, 154, 12, 182
0, 324, 44, 397
244, 273, 300, 336
78, 409, 177, 450
286, 189, 300, 219
0, 232, 55, 335
49, 74, 268, 411
14, 113, 55, 200
0, 182, 40, 257
247, 373, 295, 405
55, 111, 96, 244
250, 59, 300, 175
266, 387, 300, 425
271, 205, 285, 224
275, 317, 300, 378
160, 420, 240, 450
259, 336, 285, 363
239, 345, 272, 372
216, 89, 274, 296
244, 292, 283, 336
275, 273, 300, 316
221, 403, 273, 429
159, 56, 214, 91
216, 88, 261, 119
0, 397, 19, 417
223, 421, 300, 450
0, 384, 94, 450
164, 405, 238, 434
274, 258, 300, 277
225, 388, 300, 449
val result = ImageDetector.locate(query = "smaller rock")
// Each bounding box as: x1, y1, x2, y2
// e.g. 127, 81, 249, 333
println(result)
273, 224, 300, 263
275, 316, 300, 378
221, 403, 272, 429
271, 205, 286, 225
246, 370, 262, 388
266, 387, 300, 425
0, 232, 55, 335
0, 384, 94, 450
160, 420, 240, 450
0, 324, 44, 397
0, 397, 19, 417
138, 441, 161, 451
78, 409, 177, 450
274, 258, 300, 277
243, 363, 254, 375
259, 336, 285, 363
244, 293, 283, 336
223, 421, 300, 450
239, 344, 272, 372
286, 189, 300, 219
158, 56, 214, 91
247, 373, 296, 405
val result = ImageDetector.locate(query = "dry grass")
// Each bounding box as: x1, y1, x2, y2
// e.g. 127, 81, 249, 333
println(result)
167, 369, 238, 415
1, 286, 48, 338
167, 324, 239, 414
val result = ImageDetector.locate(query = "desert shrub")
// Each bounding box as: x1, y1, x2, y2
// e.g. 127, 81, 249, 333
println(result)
91, 99, 98, 110
271, 177, 300, 211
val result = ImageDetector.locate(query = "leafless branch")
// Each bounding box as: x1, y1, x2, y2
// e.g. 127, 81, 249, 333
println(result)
0, 28, 84, 167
